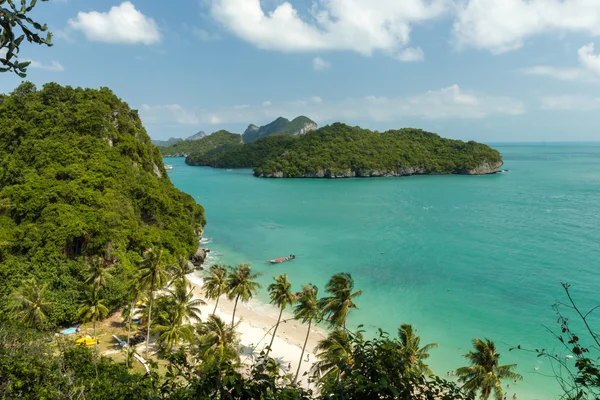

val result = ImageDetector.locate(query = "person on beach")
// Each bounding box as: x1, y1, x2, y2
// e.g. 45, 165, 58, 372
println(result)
288, 362, 291, 371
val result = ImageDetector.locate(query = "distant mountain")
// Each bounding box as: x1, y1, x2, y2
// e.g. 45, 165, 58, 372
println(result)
187, 131, 206, 141
153, 131, 207, 147
160, 130, 242, 157
242, 116, 317, 144
152, 137, 183, 146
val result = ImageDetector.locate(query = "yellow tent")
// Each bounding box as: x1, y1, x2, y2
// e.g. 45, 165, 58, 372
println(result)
76, 336, 98, 346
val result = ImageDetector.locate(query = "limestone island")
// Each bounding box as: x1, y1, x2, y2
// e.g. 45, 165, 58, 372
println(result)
185, 122, 503, 178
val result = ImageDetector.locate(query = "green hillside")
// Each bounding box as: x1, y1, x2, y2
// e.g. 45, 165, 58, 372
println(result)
160, 130, 242, 157
253, 123, 503, 178
186, 134, 296, 167
0, 82, 205, 327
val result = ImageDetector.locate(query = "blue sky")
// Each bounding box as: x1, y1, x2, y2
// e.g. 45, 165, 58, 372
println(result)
3, 0, 600, 142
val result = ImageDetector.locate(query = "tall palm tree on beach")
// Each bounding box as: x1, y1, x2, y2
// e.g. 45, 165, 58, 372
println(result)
226, 263, 262, 327
138, 248, 171, 359
456, 338, 522, 400
7, 277, 52, 330
122, 277, 141, 368
312, 329, 354, 382
293, 283, 322, 384
167, 278, 205, 324
78, 285, 109, 354
319, 272, 362, 329
266, 273, 295, 358
196, 314, 239, 363
203, 264, 228, 314
397, 323, 438, 377
85, 256, 115, 290
154, 310, 194, 352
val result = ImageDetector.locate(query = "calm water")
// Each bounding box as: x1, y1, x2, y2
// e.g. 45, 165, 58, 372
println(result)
167, 144, 600, 399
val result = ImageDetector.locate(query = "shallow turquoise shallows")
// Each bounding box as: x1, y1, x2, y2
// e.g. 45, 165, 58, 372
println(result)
167, 144, 600, 400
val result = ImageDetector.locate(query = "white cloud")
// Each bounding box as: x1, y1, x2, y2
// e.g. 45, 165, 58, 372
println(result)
140, 104, 199, 124
312, 57, 331, 71
453, 0, 600, 54
540, 95, 600, 111
68, 1, 160, 45
28, 60, 65, 72
210, 0, 446, 57
395, 47, 424, 62
262, 101, 272, 107
140, 85, 524, 128
522, 42, 600, 82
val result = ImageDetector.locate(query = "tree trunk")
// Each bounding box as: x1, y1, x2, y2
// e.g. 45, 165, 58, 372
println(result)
213, 293, 220, 315
231, 295, 239, 327
126, 298, 135, 368
266, 307, 283, 359
293, 320, 311, 384
94, 317, 97, 354
145, 276, 155, 359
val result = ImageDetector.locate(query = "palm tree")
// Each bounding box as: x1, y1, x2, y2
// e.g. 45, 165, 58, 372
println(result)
154, 311, 194, 352
293, 283, 322, 384
167, 278, 205, 324
170, 256, 192, 286
456, 338, 522, 400
78, 285, 109, 353
85, 256, 115, 290
138, 248, 171, 359
122, 277, 142, 368
7, 277, 52, 330
196, 314, 239, 363
226, 263, 262, 327
397, 323, 438, 377
265, 273, 295, 358
319, 272, 362, 329
312, 329, 353, 382
203, 264, 228, 314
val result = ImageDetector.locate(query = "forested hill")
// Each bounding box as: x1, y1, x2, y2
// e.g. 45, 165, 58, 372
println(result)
160, 130, 242, 157
253, 123, 503, 178
0, 82, 205, 327
242, 116, 317, 143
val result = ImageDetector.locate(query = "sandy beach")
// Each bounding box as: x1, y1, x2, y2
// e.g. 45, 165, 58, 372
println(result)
185, 272, 326, 389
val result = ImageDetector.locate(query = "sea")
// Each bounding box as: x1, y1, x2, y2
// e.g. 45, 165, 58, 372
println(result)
166, 143, 600, 400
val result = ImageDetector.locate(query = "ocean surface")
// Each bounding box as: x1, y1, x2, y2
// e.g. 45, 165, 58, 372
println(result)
167, 144, 600, 399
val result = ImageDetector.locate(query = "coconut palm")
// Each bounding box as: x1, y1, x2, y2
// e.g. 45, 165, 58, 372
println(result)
319, 272, 362, 329
85, 256, 115, 290
196, 314, 239, 363
226, 263, 262, 327
456, 338, 522, 400
154, 310, 194, 352
138, 248, 171, 359
122, 277, 142, 368
167, 278, 205, 324
397, 323, 438, 377
312, 329, 353, 382
170, 256, 192, 286
78, 285, 109, 353
293, 283, 322, 384
6, 277, 52, 330
265, 273, 295, 358
203, 264, 228, 314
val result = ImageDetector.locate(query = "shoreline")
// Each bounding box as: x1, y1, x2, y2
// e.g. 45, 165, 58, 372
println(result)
186, 272, 327, 388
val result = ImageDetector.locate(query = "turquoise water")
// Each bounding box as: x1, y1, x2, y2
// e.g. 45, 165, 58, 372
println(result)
167, 144, 600, 399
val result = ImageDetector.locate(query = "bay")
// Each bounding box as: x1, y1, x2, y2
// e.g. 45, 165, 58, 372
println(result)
167, 143, 600, 399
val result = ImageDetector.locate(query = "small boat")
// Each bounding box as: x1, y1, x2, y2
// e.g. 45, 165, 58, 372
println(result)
266, 255, 296, 264
165, 165, 173, 172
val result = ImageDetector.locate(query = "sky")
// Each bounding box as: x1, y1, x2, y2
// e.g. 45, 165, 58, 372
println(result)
3, 0, 600, 142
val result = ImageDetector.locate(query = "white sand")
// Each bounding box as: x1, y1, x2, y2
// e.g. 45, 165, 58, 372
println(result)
186, 273, 326, 389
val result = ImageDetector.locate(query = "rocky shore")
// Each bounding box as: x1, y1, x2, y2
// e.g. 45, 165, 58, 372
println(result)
255, 161, 504, 178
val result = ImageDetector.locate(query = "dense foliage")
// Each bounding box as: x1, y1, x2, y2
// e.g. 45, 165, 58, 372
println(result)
160, 130, 242, 157
0, 0, 53, 76
186, 134, 296, 167
253, 123, 503, 178
0, 82, 205, 327
242, 116, 316, 143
